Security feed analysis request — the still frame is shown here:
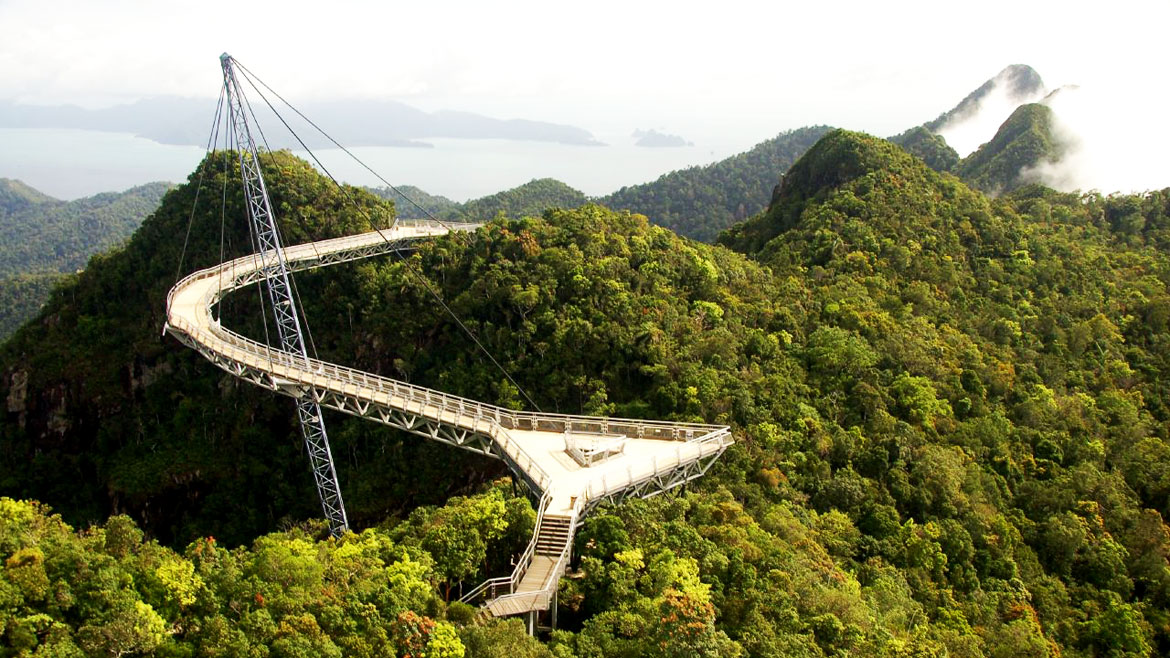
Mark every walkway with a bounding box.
[164,220,732,617]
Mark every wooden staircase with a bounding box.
[481,511,575,618]
[535,514,572,556]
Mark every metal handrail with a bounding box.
[166,221,735,617]
[459,489,552,604]
[169,312,556,492]
[168,226,730,440]
[483,496,583,611]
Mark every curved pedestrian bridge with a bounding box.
[164,220,732,620]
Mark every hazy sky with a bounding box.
[1,0,1167,194]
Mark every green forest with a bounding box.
[370,127,835,242]
[0,180,171,339]
[3,115,1170,657]
[598,126,833,242]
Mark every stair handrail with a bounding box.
[459,489,552,604]
[536,496,582,606]
[484,495,583,611]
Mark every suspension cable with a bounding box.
[236,71,324,362]
[217,132,231,323]
[231,58,542,411]
[234,60,462,231]
[174,86,226,285]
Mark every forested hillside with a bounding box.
[889,126,960,173]
[0,152,508,548]
[598,126,833,242]
[956,103,1064,194]
[0,180,170,339]
[718,130,1170,656]
[368,184,460,220]
[371,179,587,222]
[4,134,1170,656]
[454,177,587,221]
[0,178,55,213]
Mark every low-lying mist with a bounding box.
[936,68,1047,157]
[937,69,1167,195]
[1021,84,1169,194]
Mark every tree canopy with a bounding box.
[4,136,1170,655]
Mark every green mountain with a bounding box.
[598,125,834,242]
[0,180,171,276]
[368,184,460,220]
[715,129,1170,656]
[372,179,587,223]
[923,64,1046,133]
[0,180,171,340]
[0,152,453,546]
[455,177,588,220]
[889,125,960,173]
[720,128,917,254]
[956,103,1066,195]
[6,137,1170,655]
[0,178,55,214]
[887,64,1047,179]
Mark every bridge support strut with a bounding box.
[220,53,349,536]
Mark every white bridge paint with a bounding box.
[164,220,732,618]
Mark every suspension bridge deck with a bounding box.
[164,220,732,618]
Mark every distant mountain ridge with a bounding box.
[597,126,835,242]
[376,127,833,242]
[885,65,1075,196]
[924,64,1046,133]
[368,185,460,220]
[0,179,171,340]
[0,96,604,148]
[956,103,1065,194]
[455,178,588,221]
[0,178,55,214]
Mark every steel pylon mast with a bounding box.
[219,53,349,536]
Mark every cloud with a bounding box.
[935,68,1048,158]
[1021,85,1170,194]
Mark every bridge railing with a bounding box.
[167,225,736,618]
[583,430,729,501]
[167,226,733,498]
[168,308,558,494]
[166,223,478,316]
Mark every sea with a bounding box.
[0,128,753,202]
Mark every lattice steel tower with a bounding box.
[219,53,348,536]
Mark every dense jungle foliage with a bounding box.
[598,126,833,242]
[956,104,1064,195]
[889,127,960,174]
[3,128,1170,656]
[0,179,170,339]
[368,185,460,221]
[452,178,587,222]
